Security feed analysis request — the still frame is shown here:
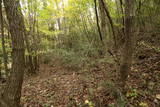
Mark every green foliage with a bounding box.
[53,48,88,68]
[85,100,95,107]
[126,88,138,99]
[139,41,160,52]
[139,102,148,107]
[42,50,54,64]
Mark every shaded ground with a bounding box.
[22,64,83,107]
[21,47,160,107]
[21,58,116,107]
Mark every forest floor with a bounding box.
[21,59,114,107]
[21,47,160,107]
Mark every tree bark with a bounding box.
[0,0,25,106]
[55,0,61,30]
[0,0,8,75]
[94,0,103,42]
[26,0,37,74]
[24,31,35,74]
[98,0,111,51]
[0,58,2,79]
[119,0,134,85]
[100,0,117,47]
[98,0,108,39]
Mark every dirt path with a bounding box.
[21,64,89,107]
[21,53,160,107]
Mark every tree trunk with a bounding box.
[0,0,8,75]
[100,0,117,48]
[0,58,2,79]
[0,0,25,107]
[119,0,134,85]
[55,0,61,30]
[98,0,108,41]
[25,41,35,74]
[26,0,37,74]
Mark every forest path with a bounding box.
[21,63,92,107]
[21,51,160,107]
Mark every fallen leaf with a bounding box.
[139,102,148,107]
[156,94,160,100]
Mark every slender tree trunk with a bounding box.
[98,0,107,39]
[32,1,39,71]
[0,58,2,79]
[119,0,125,34]
[34,16,40,71]
[0,0,25,107]
[100,0,117,48]
[26,0,36,74]
[80,14,91,42]
[119,0,134,85]
[94,0,103,42]
[98,0,112,53]
[24,31,35,74]
[7,30,12,49]
[94,0,107,56]
[0,0,8,75]
[0,1,2,79]
[55,0,61,30]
